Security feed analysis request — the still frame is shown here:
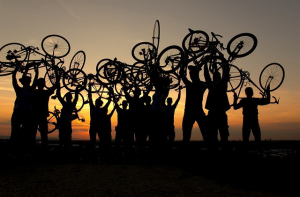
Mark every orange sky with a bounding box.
[0,0,299,141]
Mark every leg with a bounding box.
[218,112,229,151]
[195,113,208,142]
[182,113,195,142]
[252,119,263,152]
[242,117,251,152]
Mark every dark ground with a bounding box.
[0,140,299,197]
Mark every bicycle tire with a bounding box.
[0,63,15,76]
[132,42,157,62]
[85,74,102,93]
[63,91,85,112]
[0,43,28,63]
[198,55,228,87]
[227,64,242,92]
[227,33,257,59]
[152,20,160,52]
[62,68,87,92]
[41,35,70,58]
[42,111,58,134]
[163,72,180,89]
[69,50,86,70]
[96,58,111,73]
[157,45,184,74]
[182,30,209,54]
[96,61,122,85]
[259,63,284,91]
[44,67,57,89]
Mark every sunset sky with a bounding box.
[0,0,299,141]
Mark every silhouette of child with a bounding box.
[164,86,182,142]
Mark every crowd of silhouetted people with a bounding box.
[7,60,271,162]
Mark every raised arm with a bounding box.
[12,67,20,92]
[108,105,116,118]
[233,92,242,110]
[88,83,95,108]
[31,63,39,89]
[173,86,182,109]
[56,82,65,104]
[179,64,190,86]
[203,62,211,83]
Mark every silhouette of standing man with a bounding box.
[233,86,270,152]
[32,67,60,150]
[179,65,207,143]
[11,63,38,153]
[204,63,231,151]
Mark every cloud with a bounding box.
[55,0,83,21]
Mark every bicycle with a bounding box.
[228,63,285,103]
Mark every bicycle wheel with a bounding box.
[41,35,70,58]
[69,50,86,70]
[182,30,209,54]
[162,72,180,89]
[43,111,58,134]
[63,91,85,112]
[157,45,184,74]
[96,61,122,85]
[85,74,102,93]
[152,20,160,52]
[0,43,28,63]
[132,42,157,62]
[198,56,228,87]
[63,68,87,92]
[227,33,257,60]
[0,62,15,76]
[44,67,57,89]
[96,58,111,72]
[227,64,242,92]
[259,63,284,91]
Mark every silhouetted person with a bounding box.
[179,65,207,144]
[150,70,171,155]
[56,84,79,152]
[123,85,148,152]
[204,63,231,151]
[113,99,130,155]
[32,67,60,150]
[165,86,182,143]
[233,86,270,152]
[87,83,112,148]
[98,104,115,160]
[11,64,38,154]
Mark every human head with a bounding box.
[37,78,45,89]
[134,86,141,98]
[167,97,173,105]
[65,92,73,102]
[144,95,151,105]
[19,76,31,87]
[122,100,128,109]
[95,97,103,107]
[245,87,253,98]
